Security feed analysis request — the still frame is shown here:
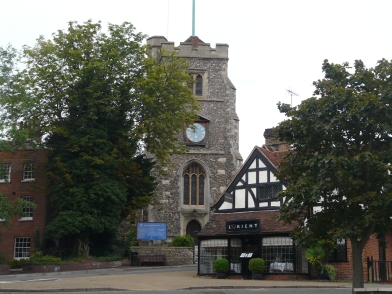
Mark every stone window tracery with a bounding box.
[183,163,205,206]
[189,73,205,97]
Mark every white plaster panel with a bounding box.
[258,159,266,168]
[249,159,257,169]
[248,189,255,208]
[259,170,268,183]
[259,202,268,207]
[235,189,245,208]
[271,201,281,206]
[270,172,278,182]
[220,201,233,210]
[248,171,256,184]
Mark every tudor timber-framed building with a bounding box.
[196,129,392,281]
[145,36,243,241]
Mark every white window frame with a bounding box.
[14,237,31,260]
[22,163,35,182]
[19,196,33,221]
[0,164,11,183]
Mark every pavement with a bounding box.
[0,265,390,292]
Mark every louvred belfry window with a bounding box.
[183,163,205,206]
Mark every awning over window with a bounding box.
[200,238,242,247]
[263,237,292,246]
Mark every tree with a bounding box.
[0,45,37,227]
[276,59,392,291]
[0,21,199,253]
[0,196,36,226]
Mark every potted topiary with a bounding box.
[322,264,337,281]
[248,258,265,280]
[213,258,229,279]
[305,246,328,280]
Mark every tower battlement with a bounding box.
[147,36,228,59]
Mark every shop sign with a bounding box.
[226,219,260,234]
[240,252,253,258]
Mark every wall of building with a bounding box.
[0,149,47,260]
[130,246,194,266]
[146,36,242,239]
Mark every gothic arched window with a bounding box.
[183,163,205,206]
[188,74,204,96]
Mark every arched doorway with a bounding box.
[186,220,201,239]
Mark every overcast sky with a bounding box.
[1,0,392,158]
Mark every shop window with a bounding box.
[328,239,347,262]
[0,164,11,183]
[183,163,205,206]
[199,239,229,274]
[262,237,294,272]
[230,239,242,274]
[14,237,31,260]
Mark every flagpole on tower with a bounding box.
[192,0,195,36]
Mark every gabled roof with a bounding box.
[257,145,287,167]
[212,145,288,208]
[184,36,205,48]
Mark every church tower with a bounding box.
[146,35,242,241]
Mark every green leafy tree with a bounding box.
[276,59,392,291]
[0,21,199,253]
[0,196,36,226]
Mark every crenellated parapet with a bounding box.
[147,36,228,59]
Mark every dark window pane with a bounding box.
[184,175,189,205]
[258,185,281,201]
[191,175,197,205]
[195,75,202,96]
[199,175,205,205]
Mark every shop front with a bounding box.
[197,214,309,279]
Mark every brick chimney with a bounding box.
[263,128,289,151]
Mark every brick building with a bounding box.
[0,149,47,260]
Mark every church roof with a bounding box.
[197,210,297,237]
[184,36,205,48]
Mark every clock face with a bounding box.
[186,123,206,143]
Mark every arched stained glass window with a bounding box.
[183,163,205,206]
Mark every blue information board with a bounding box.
[137,222,167,241]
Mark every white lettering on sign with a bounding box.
[240,253,253,258]
[228,223,259,230]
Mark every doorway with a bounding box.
[242,237,260,279]
[186,220,201,239]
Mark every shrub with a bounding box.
[171,235,194,247]
[213,258,229,273]
[8,259,28,269]
[44,247,72,260]
[322,264,337,281]
[305,246,325,267]
[248,258,265,273]
[0,251,7,265]
[29,251,62,265]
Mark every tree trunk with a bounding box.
[351,239,364,292]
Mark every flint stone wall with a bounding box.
[131,246,194,266]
